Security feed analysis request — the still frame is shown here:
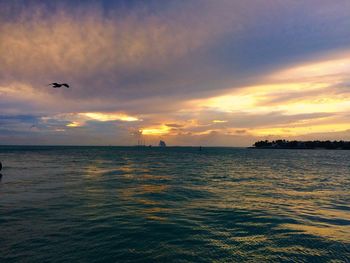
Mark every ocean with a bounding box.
[0,146,349,262]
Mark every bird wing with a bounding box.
[48,83,60,86]
[62,83,70,88]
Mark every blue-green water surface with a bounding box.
[0,146,349,262]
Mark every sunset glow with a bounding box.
[82,113,139,122]
[141,126,170,136]
[66,122,82,128]
[1,0,350,146]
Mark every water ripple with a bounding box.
[0,146,349,262]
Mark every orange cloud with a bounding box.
[81,112,139,122]
[140,126,170,135]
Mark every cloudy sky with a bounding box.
[1,0,350,146]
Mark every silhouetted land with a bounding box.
[252,140,350,150]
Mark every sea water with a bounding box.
[0,146,349,262]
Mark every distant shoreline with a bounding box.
[251,140,350,150]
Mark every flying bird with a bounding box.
[48,83,70,88]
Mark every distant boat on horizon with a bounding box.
[159,140,166,147]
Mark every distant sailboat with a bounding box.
[136,134,146,147]
[159,140,166,147]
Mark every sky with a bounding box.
[1,0,350,146]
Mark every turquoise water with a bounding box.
[0,146,349,262]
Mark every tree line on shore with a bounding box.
[253,140,350,149]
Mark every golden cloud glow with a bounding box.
[213,120,228,123]
[190,82,332,114]
[66,121,82,127]
[252,123,350,137]
[182,51,350,138]
[192,93,256,112]
[82,112,139,122]
[141,125,170,135]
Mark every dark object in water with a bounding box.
[0,161,2,171]
[159,140,166,147]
